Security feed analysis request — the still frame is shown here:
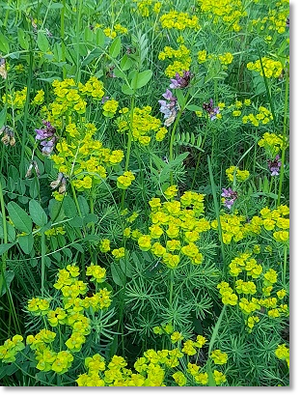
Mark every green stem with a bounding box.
[207,155,225,264]
[75,0,83,83]
[207,305,226,386]
[20,51,33,177]
[169,270,174,306]
[0,177,8,292]
[61,0,67,78]
[41,232,46,296]
[282,244,288,284]
[121,96,135,209]
[277,70,289,207]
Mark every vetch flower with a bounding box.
[221,188,238,209]
[267,155,282,176]
[169,70,192,89]
[202,99,220,120]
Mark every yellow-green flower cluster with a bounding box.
[44,226,66,237]
[210,349,228,365]
[158,44,192,78]
[9,263,115,374]
[218,52,234,65]
[26,330,74,374]
[76,330,226,387]
[32,89,45,106]
[27,297,50,315]
[212,204,289,245]
[247,57,283,79]
[86,263,106,283]
[133,0,162,18]
[99,238,111,253]
[136,189,210,269]
[218,251,289,331]
[117,171,135,189]
[116,106,165,145]
[251,0,289,37]
[102,99,119,118]
[242,106,273,126]
[51,122,124,191]
[226,166,250,183]
[197,0,246,32]
[2,87,27,109]
[42,77,104,125]
[258,132,284,158]
[103,23,128,38]
[112,247,126,259]
[275,344,289,368]
[160,11,200,30]
[260,206,289,243]
[0,335,25,363]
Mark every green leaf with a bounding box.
[7,202,32,234]
[48,199,65,222]
[17,28,29,50]
[0,270,15,297]
[186,104,203,112]
[0,33,9,53]
[62,196,77,218]
[176,89,185,108]
[77,196,89,216]
[121,84,134,96]
[130,69,152,90]
[0,107,7,129]
[111,263,126,286]
[29,200,48,227]
[18,234,34,254]
[96,29,105,47]
[37,32,50,52]
[0,215,16,242]
[120,54,133,71]
[109,37,121,58]
[0,243,16,255]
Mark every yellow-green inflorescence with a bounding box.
[76,328,227,387]
[217,251,289,332]
[0,264,112,374]
[136,186,211,269]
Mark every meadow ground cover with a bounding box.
[0,0,289,387]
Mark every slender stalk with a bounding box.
[20,52,33,177]
[75,0,83,83]
[41,232,46,296]
[282,244,288,284]
[61,0,67,78]
[121,96,135,209]
[277,69,289,207]
[0,178,8,296]
[207,155,225,264]
[169,270,174,306]
[207,305,226,386]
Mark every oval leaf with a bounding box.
[130,69,152,90]
[18,234,34,254]
[109,37,121,58]
[7,202,32,233]
[37,32,50,52]
[29,199,48,227]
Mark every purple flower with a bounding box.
[203,99,220,120]
[35,121,57,156]
[170,71,192,89]
[159,89,178,126]
[267,155,282,176]
[221,188,238,209]
[162,89,177,101]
